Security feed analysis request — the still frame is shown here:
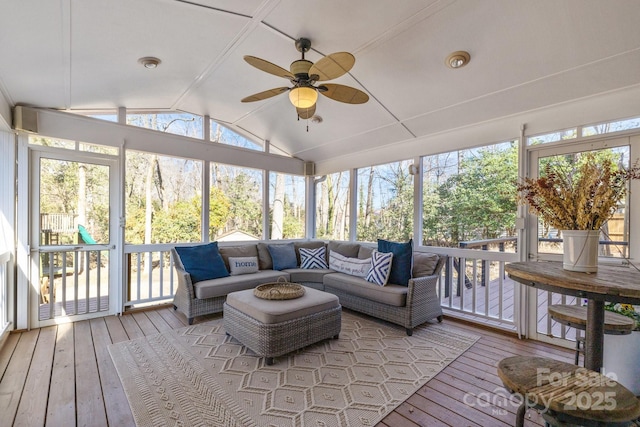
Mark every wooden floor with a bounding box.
[0,306,576,427]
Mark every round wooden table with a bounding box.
[506,261,640,372]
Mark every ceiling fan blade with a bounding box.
[309,52,355,81]
[296,104,316,120]
[241,87,289,103]
[244,56,294,80]
[319,83,369,104]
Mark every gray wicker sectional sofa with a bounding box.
[171,240,446,335]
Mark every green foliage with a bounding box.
[214,170,263,239]
[152,199,201,243]
[209,186,231,236]
[423,143,518,247]
[605,303,640,331]
[125,205,146,244]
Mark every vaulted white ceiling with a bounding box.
[1,0,639,168]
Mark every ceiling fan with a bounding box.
[241,38,369,120]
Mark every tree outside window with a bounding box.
[356,160,413,243]
[316,172,350,240]
[422,141,518,249]
[269,172,305,239]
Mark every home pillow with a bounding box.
[329,251,370,278]
[219,245,259,271]
[366,250,394,286]
[267,242,298,270]
[228,256,259,275]
[378,238,413,286]
[174,242,229,283]
[300,246,329,269]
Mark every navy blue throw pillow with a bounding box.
[267,242,298,270]
[175,242,229,283]
[378,239,413,286]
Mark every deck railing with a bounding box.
[436,240,518,328]
[38,245,111,320]
[40,213,77,233]
[124,244,177,308]
[0,250,10,337]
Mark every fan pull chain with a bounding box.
[296,113,310,132]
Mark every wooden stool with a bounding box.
[549,304,635,366]
[497,356,640,427]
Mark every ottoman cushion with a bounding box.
[225,287,339,324]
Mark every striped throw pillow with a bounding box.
[366,250,393,286]
[300,246,328,269]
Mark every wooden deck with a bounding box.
[0,305,577,427]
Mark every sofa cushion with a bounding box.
[324,272,407,307]
[257,243,273,270]
[329,251,370,278]
[228,256,259,275]
[193,270,290,299]
[267,242,298,270]
[358,245,374,259]
[175,242,229,283]
[283,268,334,284]
[294,241,326,265]
[327,241,360,259]
[413,252,440,277]
[300,246,328,269]
[219,245,259,271]
[366,250,393,286]
[378,239,413,286]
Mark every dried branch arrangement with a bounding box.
[516,153,640,230]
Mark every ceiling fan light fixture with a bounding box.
[445,51,470,69]
[289,86,318,108]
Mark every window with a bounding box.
[79,142,118,156]
[127,112,203,139]
[315,171,350,240]
[87,113,118,123]
[125,151,203,244]
[269,172,305,239]
[422,141,518,250]
[527,129,577,145]
[582,116,640,137]
[29,136,118,155]
[29,136,77,150]
[211,120,263,151]
[66,110,118,123]
[357,160,413,242]
[210,164,263,241]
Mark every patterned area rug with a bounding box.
[109,310,479,427]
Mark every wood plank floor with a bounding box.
[0,306,576,427]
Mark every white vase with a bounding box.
[562,230,599,272]
[603,331,640,395]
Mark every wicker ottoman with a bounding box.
[223,287,341,365]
